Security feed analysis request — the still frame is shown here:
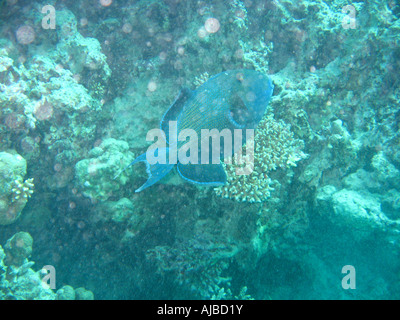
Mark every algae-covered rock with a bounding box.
[0,232,94,300]
[75,287,94,300]
[96,197,137,223]
[343,169,382,193]
[0,152,33,225]
[0,246,6,300]
[0,233,56,300]
[0,152,27,194]
[55,9,111,96]
[371,152,400,188]
[4,232,33,267]
[316,187,400,240]
[381,189,400,221]
[56,285,76,300]
[7,267,56,300]
[75,138,134,201]
[331,189,385,237]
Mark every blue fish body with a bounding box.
[126,69,274,192]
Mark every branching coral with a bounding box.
[11,177,34,202]
[146,237,237,299]
[239,39,273,74]
[0,152,32,225]
[230,0,249,30]
[193,72,210,87]
[215,115,307,202]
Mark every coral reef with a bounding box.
[0,232,94,300]
[215,115,307,202]
[0,33,104,140]
[55,9,111,98]
[3,232,33,267]
[0,152,32,225]
[74,138,134,201]
[0,236,55,300]
[0,0,399,300]
[56,285,75,300]
[316,186,399,239]
[0,8,111,207]
[146,236,237,299]
[96,197,137,224]
[316,147,400,241]
[74,287,95,300]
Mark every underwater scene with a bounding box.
[0,0,399,300]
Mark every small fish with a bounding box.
[117,69,274,192]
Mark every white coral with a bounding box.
[11,177,34,202]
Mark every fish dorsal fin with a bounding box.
[160,87,192,144]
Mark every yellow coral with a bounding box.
[193,72,210,87]
[214,115,306,202]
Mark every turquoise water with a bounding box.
[0,0,399,300]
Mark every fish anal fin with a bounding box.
[177,162,226,186]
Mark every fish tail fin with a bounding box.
[113,153,149,180]
[115,148,174,192]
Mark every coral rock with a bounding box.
[0,152,32,225]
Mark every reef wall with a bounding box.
[0,0,399,299]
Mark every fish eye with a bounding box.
[235,72,244,82]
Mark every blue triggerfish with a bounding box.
[117,69,274,192]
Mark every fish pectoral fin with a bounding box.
[177,162,226,186]
[129,152,175,193]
